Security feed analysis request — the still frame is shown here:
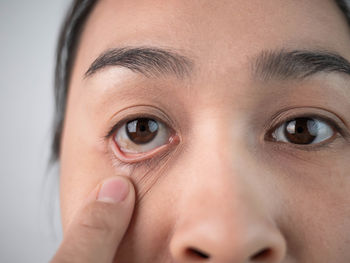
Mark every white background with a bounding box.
[0,0,70,262]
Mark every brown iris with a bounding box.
[126,118,159,144]
[284,118,317,144]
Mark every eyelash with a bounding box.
[105,113,176,168]
[265,113,346,150]
[105,113,170,139]
[105,110,349,168]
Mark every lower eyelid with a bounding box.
[266,132,343,152]
[111,133,180,164]
[115,118,169,151]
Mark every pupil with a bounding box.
[126,118,159,145]
[284,118,317,144]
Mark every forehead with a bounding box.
[75,0,350,81]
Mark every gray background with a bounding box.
[0,0,71,262]
[1,0,350,263]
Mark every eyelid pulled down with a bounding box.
[111,133,180,165]
[104,106,181,165]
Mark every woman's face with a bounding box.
[60,0,350,261]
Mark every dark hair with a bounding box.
[52,0,97,162]
[52,0,350,162]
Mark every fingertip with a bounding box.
[97,176,130,203]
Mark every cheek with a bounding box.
[59,116,173,233]
[273,148,350,259]
[115,184,176,262]
[113,151,183,261]
[59,122,132,231]
[280,183,350,260]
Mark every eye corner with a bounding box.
[110,126,180,165]
[263,113,346,150]
[263,124,279,143]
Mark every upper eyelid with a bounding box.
[265,109,347,135]
[264,116,348,153]
[263,109,350,149]
[105,108,349,155]
[272,115,340,133]
[103,104,180,139]
[104,113,173,139]
[108,115,180,165]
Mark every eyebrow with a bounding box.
[85,46,193,79]
[85,46,350,82]
[252,49,350,81]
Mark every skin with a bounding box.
[57,0,350,262]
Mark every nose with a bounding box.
[170,212,286,262]
[169,118,287,262]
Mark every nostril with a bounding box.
[251,248,273,261]
[185,247,210,260]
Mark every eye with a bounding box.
[271,117,335,145]
[114,117,173,154]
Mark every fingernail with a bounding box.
[97,177,130,203]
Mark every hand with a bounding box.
[51,176,135,263]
